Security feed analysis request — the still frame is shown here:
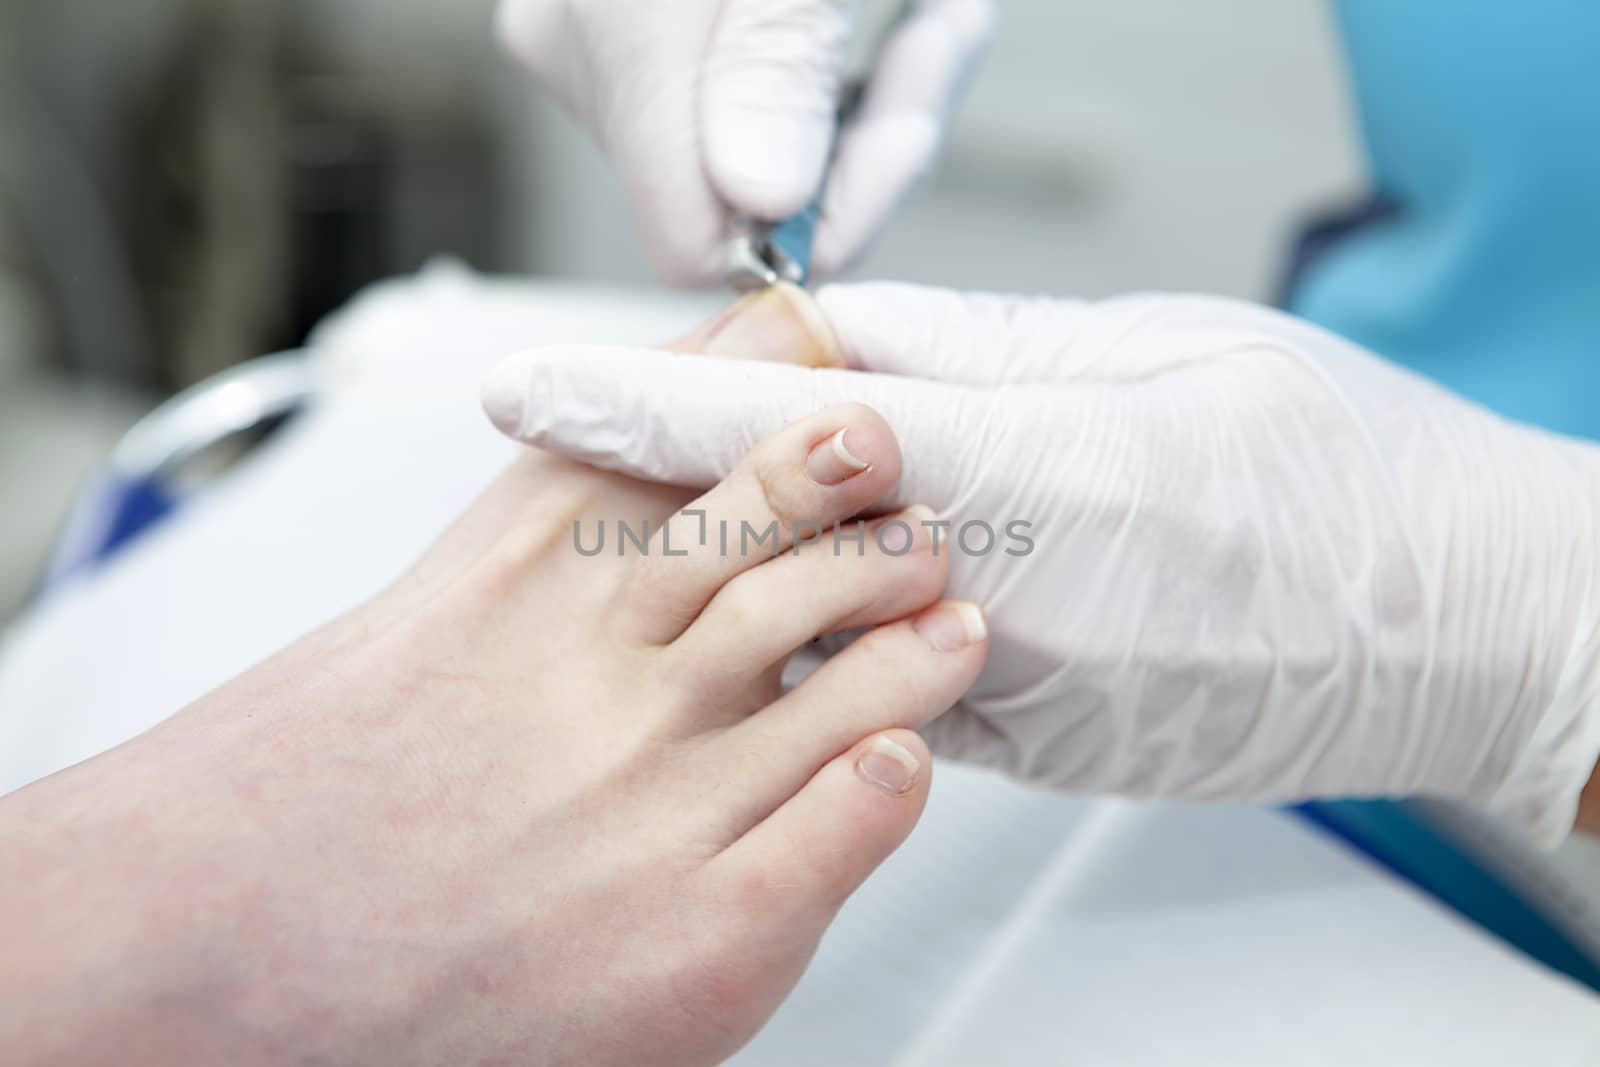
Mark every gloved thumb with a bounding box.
[702,0,857,221]
[480,343,983,510]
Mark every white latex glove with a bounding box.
[496,0,993,283]
[479,284,1600,844]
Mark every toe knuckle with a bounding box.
[753,453,817,530]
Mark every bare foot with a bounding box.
[0,402,987,1067]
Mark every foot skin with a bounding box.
[0,405,987,1067]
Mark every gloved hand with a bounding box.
[496,0,994,284]
[479,284,1600,844]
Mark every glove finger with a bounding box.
[812,0,997,275]
[817,283,1268,388]
[481,345,984,510]
[703,0,856,221]
[817,282,1098,385]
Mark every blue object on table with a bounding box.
[36,351,315,598]
[37,473,180,594]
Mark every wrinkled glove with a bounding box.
[496,0,993,284]
[480,284,1600,843]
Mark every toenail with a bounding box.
[856,736,920,795]
[805,428,872,486]
[913,601,988,653]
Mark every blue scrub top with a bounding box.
[1284,3,1600,988]
[1287,1,1600,440]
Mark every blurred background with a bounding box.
[0,0,1363,620]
